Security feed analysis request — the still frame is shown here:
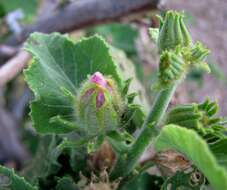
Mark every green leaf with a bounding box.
[24,33,123,134]
[0,165,37,190]
[56,176,78,190]
[155,125,227,190]
[89,23,138,54]
[21,136,62,184]
[210,138,227,169]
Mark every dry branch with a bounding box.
[4,0,160,46]
[0,51,31,86]
[0,0,160,85]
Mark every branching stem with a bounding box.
[110,84,177,180]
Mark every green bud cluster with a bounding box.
[165,99,226,143]
[157,11,192,53]
[149,11,210,88]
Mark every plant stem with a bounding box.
[143,84,177,128]
[110,84,177,180]
[110,123,155,180]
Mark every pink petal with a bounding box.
[96,91,105,108]
[90,72,107,88]
[82,88,95,100]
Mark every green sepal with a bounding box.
[183,42,210,72]
[122,78,133,97]
[77,90,118,136]
[157,11,192,52]
[190,42,210,63]
[127,92,138,104]
[157,49,186,88]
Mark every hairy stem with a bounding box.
[110,123,155,180]
[110,84,177,180]
[143,84,177,128]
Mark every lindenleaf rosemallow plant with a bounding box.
[1,11,227,190]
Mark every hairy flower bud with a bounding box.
[158,50,185,87]
[149,11,210,89]
[157,11,192,52]
[165,99,226,143]
[165,99,220,129]
[77,72,122,135]
[190,42,209,63]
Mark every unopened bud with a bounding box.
[165,99,220,130]
[158,50,185,87]
[77,72,122,135]
[157,11,192,52]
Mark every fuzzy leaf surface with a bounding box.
[210,138,227,169]
[24,33,122,134]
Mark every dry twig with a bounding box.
[0,0,160,85]
[4,0,160,46]
[0,51,31,86]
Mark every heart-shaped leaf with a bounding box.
[24,33,123,134]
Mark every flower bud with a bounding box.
[188,42,210,72]
[149,11,210,89]
[190,42,209,63]
[158,50,185,87]
[77,72,122,135]
[165,99,220,131]
[157,11,192,52]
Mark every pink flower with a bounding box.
[90,72,107,88]
[82,72,112,108]
[89,72,112,92]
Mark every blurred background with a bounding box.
[0,0,226,172]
